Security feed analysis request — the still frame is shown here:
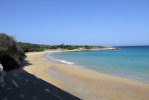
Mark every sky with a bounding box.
[0,0,149,46]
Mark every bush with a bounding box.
[0,33,26,71]
[17,42,44,52]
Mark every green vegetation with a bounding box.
[17,42,59,52]
[0,33,26,71]
[18,42,108,52]
[17,42,44,52]
[56,44,78,50]
[84,45,92,49]
[17,42,78,52]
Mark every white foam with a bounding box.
[58,59,74,65]
[49,57,74,65]
[48,53,53,55]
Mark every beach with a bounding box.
[23,50,149,100]
[1,0,149,100]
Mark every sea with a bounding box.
[46,46,149,83]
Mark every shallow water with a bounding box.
[47,46,149,83]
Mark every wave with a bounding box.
[45,53,74,65]
[51,58,74,65]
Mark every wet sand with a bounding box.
[23,50,149,100]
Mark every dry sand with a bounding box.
[23,50,149,100]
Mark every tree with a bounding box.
[60,43,64,49]
[84,45,91,49]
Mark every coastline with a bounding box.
[46,49,149,84]
[23,50,149,100]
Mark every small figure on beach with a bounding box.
[0,62,6,87]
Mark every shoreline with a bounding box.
[46,50,149,84]
[23,50,149,100]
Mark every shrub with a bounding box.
[0,33,26,71]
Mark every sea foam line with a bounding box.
[45,53,74,65]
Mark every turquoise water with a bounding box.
[48,46,149,83]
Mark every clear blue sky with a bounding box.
[0,0,149,46]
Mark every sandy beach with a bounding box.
[1,0,149,100]
[23,50,149,100]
